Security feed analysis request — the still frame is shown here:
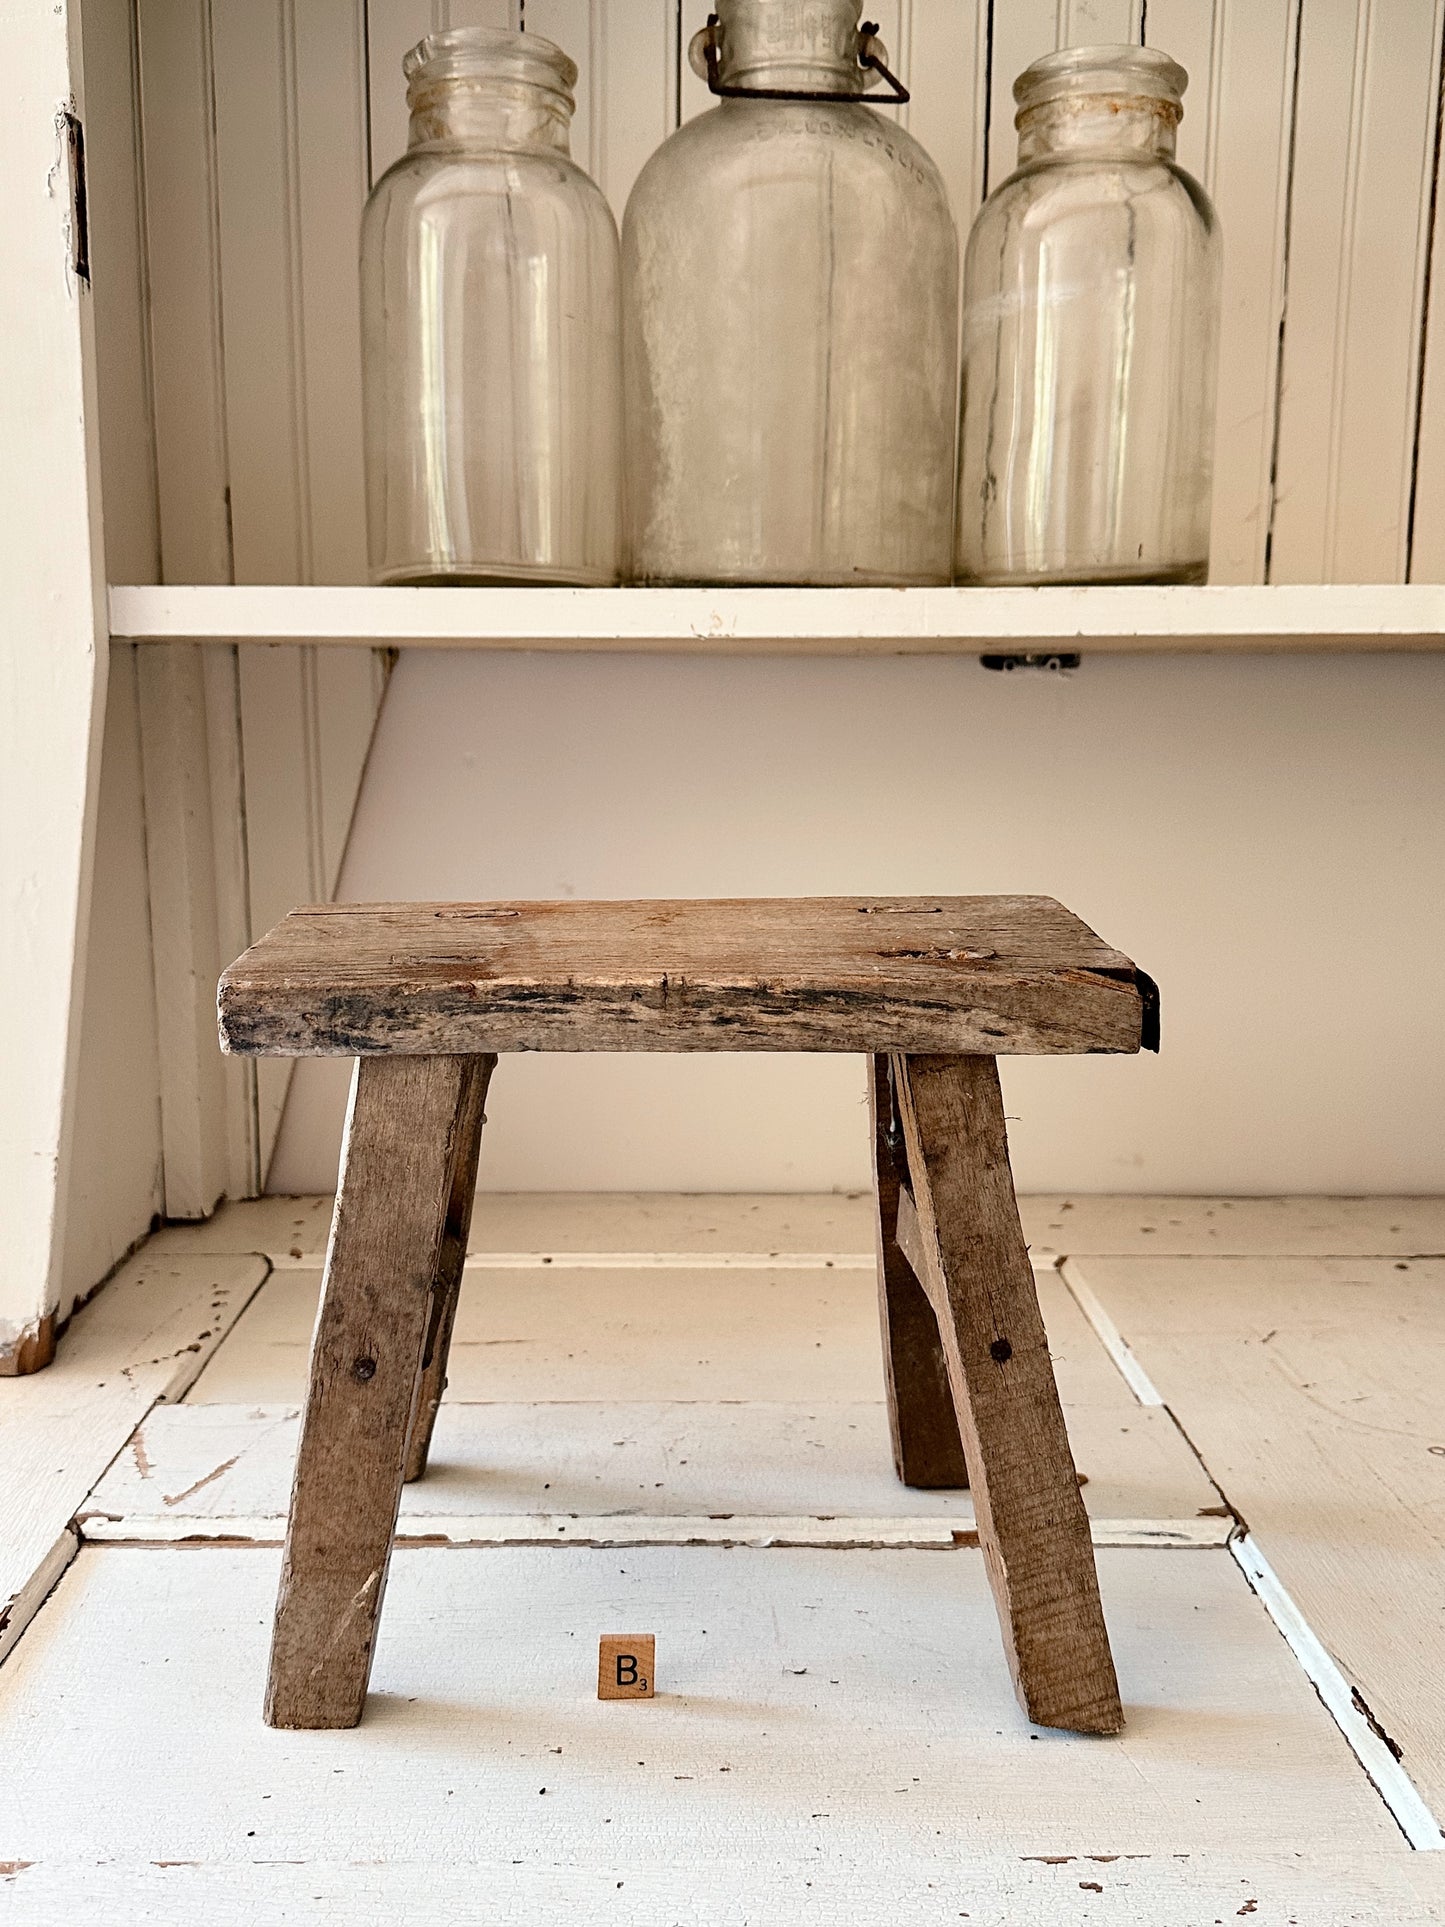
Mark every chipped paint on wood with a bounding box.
[0,1253,267,1670]
[0,1311,58,1377]
[219,897,1153,1059]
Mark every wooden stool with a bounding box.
[219,895,1157,1736]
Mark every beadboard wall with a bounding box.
[101,0,1445,1198]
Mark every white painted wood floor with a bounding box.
[4,1193,1445,1925]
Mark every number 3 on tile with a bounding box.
[598,1634,656,1699]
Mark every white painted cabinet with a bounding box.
[4,0,1445,1369]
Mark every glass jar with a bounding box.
[361,27,621,585]
[621,0,959,586]
[956,46,1221,586]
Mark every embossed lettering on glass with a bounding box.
[622,0,959,586]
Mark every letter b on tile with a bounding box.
[598,1634,656,1699]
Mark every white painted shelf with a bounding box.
[108,581,1445,654]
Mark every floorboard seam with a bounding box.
[0,1260,277,1678]
[0,1529,79,1668]
[1057,1253,1445,1854]
[72,1514,1230,1550]
[1231,1532,1445,1851]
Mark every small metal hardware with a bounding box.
[884,1055,906,1162]
[696,14,911,104]
[60,109,89,284]
[979,652,1082,673]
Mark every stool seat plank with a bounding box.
[219,896,1156,1059]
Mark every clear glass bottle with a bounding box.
[622,0,959,586]
[956,46,1221,586]
[361,27,621,585]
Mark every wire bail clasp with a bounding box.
[692,13,911,104]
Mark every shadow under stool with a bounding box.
[217,894,1158,1737]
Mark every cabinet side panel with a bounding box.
[57,0,167,1294]
[0,0,110,1361]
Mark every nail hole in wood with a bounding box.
[352,1356,377,1382]
[989,1338,1013,1363]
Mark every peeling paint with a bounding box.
[0,1310,57,1376]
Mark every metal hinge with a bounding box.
[61,109,90,285]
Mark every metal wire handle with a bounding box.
[694,13,911,104]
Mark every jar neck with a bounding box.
[1017,93,1178,164]
[713,0,866,96]
[407,76,573,155]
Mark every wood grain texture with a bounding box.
[219,896,1154,1058]
[869,1055,968,1489]
[1067,1251,1445,1815]
[403,1055,495,1482]
[266,1054,490,1728]
[894,1054,1122,1734]
[893,1181,926,1284]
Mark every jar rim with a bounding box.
[404,25,578,102]
[1013,43,1187,119]
[708,0,869,93]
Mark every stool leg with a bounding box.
[869,1054,968,1488]
[404,1054,496,1483]
[265,1053,492,1730]
[892,1052,1122,1735]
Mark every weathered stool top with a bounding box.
[219,895,1157,1058]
